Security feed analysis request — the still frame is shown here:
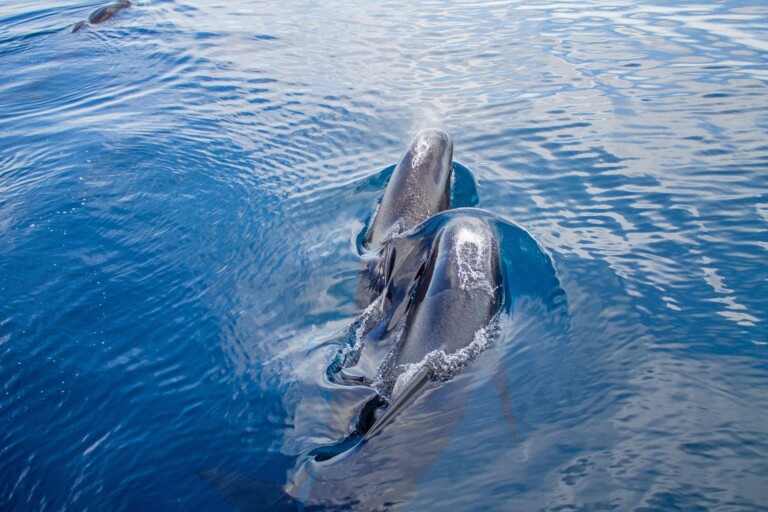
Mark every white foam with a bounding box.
[391,361,424,398]
[387,322,497,400]
[341,294,384,364]
[371,320,408,398]
[367,202,381,236]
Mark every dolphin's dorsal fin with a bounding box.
[363,366,430,441]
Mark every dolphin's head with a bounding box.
[365,130,454,248]
[119,0,132,7]
[402,129,453,190]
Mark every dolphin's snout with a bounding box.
[413,128,451,144]
[406,129,453,186]
[410,129,453,158]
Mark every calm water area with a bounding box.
[1,1,767,510]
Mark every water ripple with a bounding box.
[1,0,767,510]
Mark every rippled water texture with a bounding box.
[1,1,767,510]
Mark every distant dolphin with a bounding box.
[72,0,132,33]
[364,129,453,249]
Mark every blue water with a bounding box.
[2,0,767,510]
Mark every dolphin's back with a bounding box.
[88,1,130,24]
[395,216,501,367]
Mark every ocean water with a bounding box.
[1,0,767,510]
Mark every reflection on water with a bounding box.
[0,0,766,510]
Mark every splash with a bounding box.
[340,294,385,367]
[381,321,498,401]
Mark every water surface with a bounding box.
[1,0,767,510]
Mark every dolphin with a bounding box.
[364,129,453,250]
[201,212,521,511]
[358,129,453,308]
[201,128,567,509]
[365,215,503,440]
[72,0,132,33]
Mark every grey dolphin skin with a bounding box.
[364,129,453,249]
[365,215,502,440]
[390,216,501,369]
[72,0,132,32]
[358,129,454,306]
[203,213,508,512]
[203,134,528,511]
